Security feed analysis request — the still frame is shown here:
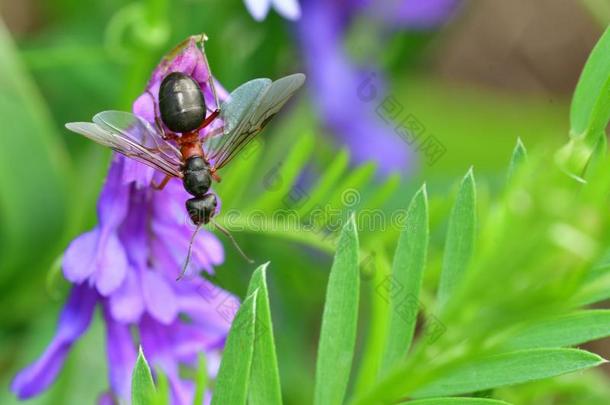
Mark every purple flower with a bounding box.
[244,0,301,21]
[295,0,460,175]
[11,37,237,404]
[384,0,461,29]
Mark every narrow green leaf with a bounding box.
[212,291,258,405]
[570,26,610,140]
[297,148,349,216]
[507,310,610,350]
[246,262,283,405]
[131,347,156,405]
[45,252,66,300]
[253,132,314,211]
[584,134,607,180]
[314,215,360,405]
[401,398,511,405]
[327,162,376,210]
[152,369,170,405]
[559,27,610,176]
[381,184,429,374]
[216,139,264,206]
[362,173,401,212]
[576,269,610,306]
[193,354,208,405]
[412,349,605,398]
[507,138,527,181]
[352,246,392,395]
[437,168,477,307]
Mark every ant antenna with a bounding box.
[178,223,202,281]
[177,219,253,281]
[211,219,254,264]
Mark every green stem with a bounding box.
[214,216,376,261]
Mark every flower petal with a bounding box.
[389,0,460,29]
[120,154,155,189]
[167,370,194,405]
[103,306,136,401]
[11,284,97,399]
[95,232,128,296]
[151,219,224,276]
[141,318,195,405]
[172,323,222,362]
[97,392,116,405]
[109,267,144,323]
[151,178,191,226]
[273,0,301,20]
[298,0,413,175]
[133,91,156,125]
[97,157,130,227]
[149,37,209,91]
[62,228,99,283]
[244,0,272,21]
[142,270,178,325]
[176,282,235,337]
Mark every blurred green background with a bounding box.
[1,0,609,403]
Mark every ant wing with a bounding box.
[204,73,305,171]
[66,111,184,178]
[93,111,183,164]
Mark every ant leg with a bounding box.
[163,132,181,143]
[196,110,220,132]
[146,89,166,135]
[210,170,222,183]
[198,35,220,111]
[152,174,172,190]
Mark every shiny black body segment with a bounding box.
[186,194,217,225]
[159,72,206,133]
[183,156,211,197]
[182,156,216,225]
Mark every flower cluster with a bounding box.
[244,0,301,21]
[11,37,238,404]
[245,0,461,175]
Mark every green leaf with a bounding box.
[576,267,610,305]
[362,173,401,212]
[327,163,376,210]
[152,369,170,405]
[570,26,610,141]
[559,26,610,175]
[246,262,283,405]
[412,349,605,398]
[381,184,429,373]
[401,398,511,405]
[297,148,349,216]
[584,134,607,180]
[212,291,258,405]
[215,139,264,206]
[507,310,610,350]
[437,168,477,307]
[131,347,156,405]
[193,354,208,405]
[252,132,314,211]
[352,247,392,396]
[314,215,360,405]
[507,138,527,181]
